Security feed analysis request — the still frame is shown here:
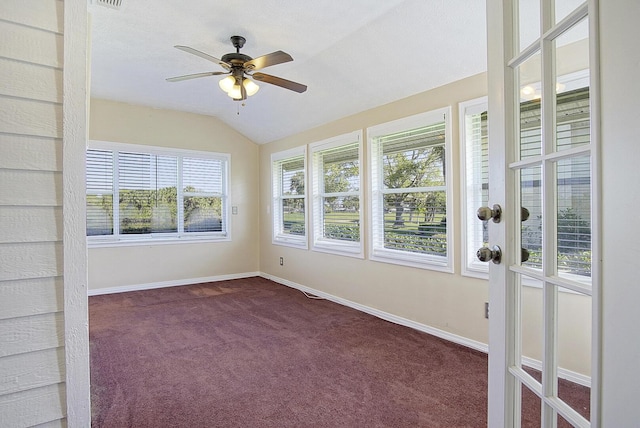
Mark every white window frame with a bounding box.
[271,146,308,249]
[459,97,490,278]
[310,131,363,258]
[367,107,454,272]
[87,140,231,248]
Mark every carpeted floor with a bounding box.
[89,277,589,427]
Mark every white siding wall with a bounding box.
[0,1,74,426]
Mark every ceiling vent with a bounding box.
[94,0,123,9]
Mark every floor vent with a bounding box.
[94,0,123,9]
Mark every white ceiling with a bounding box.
[89,0,487,144]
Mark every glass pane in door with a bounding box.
[556,156,591,279]
[521,381,542,427]
[519,52,542,159]
[518,275,543,373]
[555,17,590,152]
[519,0,541,51]
[555,0,586,25]
[520,166,542,269]
[558,412,576,428]
[557,286,591,422]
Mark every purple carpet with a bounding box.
[89,277,589,427]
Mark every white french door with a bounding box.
[486,0,600,427]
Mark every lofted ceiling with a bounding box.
[89,0,487,144]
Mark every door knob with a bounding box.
[477,204,502,223]
[521,207,530,222]
[477,245,502,264]
[521,248,530,262]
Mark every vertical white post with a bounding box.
[487,0,517,426]
[63,0,91,425]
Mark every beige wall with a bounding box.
[260,73,492,345]
[88,99,260,290]
[259,72,592,377]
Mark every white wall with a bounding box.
[88,99,260,292]
[599,1,640,425]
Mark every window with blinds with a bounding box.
[368,108,453,271]
[460,98,490,277]
[310,131,362,257]
[461,85,591,278]
[86,149,114,236]
[86,142,229,245]
[272,146,307,248]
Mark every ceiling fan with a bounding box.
[166,35,307,101]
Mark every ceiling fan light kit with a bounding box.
[167,35,307,102]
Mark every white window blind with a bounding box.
[118,152,178,235]
[86,142,230,245]
[368,108,453,271]
[183,157,225,233]
[310,131,362,256]
[86,149,114,236]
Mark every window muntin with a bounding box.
[369,108,453,271]
[310,132,362,256]
[272,147,307,248]
[86,142,229,246]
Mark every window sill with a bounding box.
[88,234,230,248]
[462,262,489,280]
[370,248,453,273]
[312,239,364,259]
[272,235,308,250]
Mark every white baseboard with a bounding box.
[87,271,261,296]
[260,272,591,388]
[260,272,488,352]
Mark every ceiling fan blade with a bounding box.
[166,71,228,82]
[252,72,307,93]
[244,51,293,71]
[174,45,231,69]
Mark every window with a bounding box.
[272,146,307,248]
[460,97,489,277]
[310,131,363,257]
[368,108,453,271]
[86,141,230,246]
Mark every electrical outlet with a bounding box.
[484,302,489,319]
[279,257,284,266]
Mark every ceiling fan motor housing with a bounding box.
[221,52,253,66]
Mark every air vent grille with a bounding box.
[95,0,123,9]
